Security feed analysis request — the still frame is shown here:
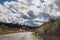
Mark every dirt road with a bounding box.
[0,32,38,40]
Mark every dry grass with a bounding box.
[33,18,60,40]
[0,26,28,35]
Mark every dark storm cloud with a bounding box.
[54,0,60,7]
[54,0,60,11]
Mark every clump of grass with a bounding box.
[32,32,44,40]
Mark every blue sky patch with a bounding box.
[0,0,17,4]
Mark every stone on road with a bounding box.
[0,32,38,40]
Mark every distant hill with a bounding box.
[34,18,60,40]
[0,22,37,35]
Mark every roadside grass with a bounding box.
[32,32,44,40]
[0,26,27,35]
[32,18,60,40]
[0,29,27,35]
[0,22,38,35]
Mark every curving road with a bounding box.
[0,32,38,40]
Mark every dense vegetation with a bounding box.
[33,18,60,40]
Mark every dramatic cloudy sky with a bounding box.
[0,0,60,26]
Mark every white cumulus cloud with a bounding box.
[0,0,60,27]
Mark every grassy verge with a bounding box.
[0,26,28,35]
[0,30,27,35]
[32,18,60,40]
[32,32,44,40]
